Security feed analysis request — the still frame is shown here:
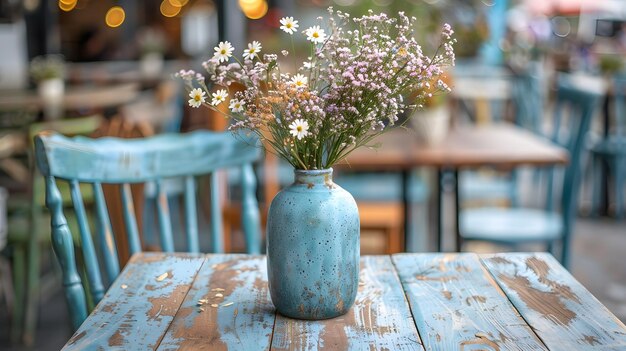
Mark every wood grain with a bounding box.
[481,253,626,350]
[157,255,275,351]
[270,256,423,351]
[392,253,547,350]
[63,253,204,350]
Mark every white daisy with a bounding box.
[188,88,206,108]
[302,61,315,69]
[290,73,308,88]
[211,89,228,106]
[243,41,261,60]
[304,26,326,44]
[213,41,234,63]
[229,98,245,113]
[280,17,299,35]
[289,119,309,140]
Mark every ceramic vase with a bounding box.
[410,104,450,145]
[266,168,359,319]
[37,78,64,120]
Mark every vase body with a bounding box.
[266,168,359,319]
[37,78,64,120]
[410,104,450,145]
[140,52,164,78]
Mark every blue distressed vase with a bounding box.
[266,168,360,319]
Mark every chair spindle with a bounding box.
[184,176,199,253]
[241,164,261,254]
[210,172,224,253]
[92,182,120,282]
[120,183,142,254]
[155,179,174,252]
[69,180,105,303]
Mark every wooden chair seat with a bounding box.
[461,207,562,243]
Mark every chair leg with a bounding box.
[0,256,14,320]
[10,245,26,343]
[23,235,41,346]
[614,156,625,219]
[560,236,571,269]
[591,154,603,217]
[546,240,555,255]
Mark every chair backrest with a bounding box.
[28,115,104,207]
[34,130,262,329]
[545,74,602,264]
[513,62,544,135]
[614,75,626,137]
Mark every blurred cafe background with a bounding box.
[0,0,625,349]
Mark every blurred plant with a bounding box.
[598,54,624,74]
[138,28,167,56]
[178,8,455,170]
[453,19,489,58]
[29,55,65,82]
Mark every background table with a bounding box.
[63,252,626,350]
[344,123,569,251]
[0,83,139,110]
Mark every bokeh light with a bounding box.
[105,6,125,27]
[239,0,268,19]
[161,0,182,17]
[58,0,77,12]
[169,0,189,7]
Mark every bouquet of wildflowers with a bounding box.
[178,8,455,170]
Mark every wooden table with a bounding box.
[344,124,569,251]
[62,252,626,350]
[0,83,139,110]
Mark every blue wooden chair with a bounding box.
[590,75,626,218]
[459,74,602,267]
[460,62,545,208]
[34,130,262,330]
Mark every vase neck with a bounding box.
[294,168,333,185]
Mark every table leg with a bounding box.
[454,169,462,252]
[402,169,409,252]
[436,168,443,252]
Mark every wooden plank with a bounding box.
[270,256,423,351]
[157,255,275,350]
[392,253,547,351]
[63,253,204,350]
[481,253,626,350]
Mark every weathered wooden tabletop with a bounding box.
[63,252,626,350]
